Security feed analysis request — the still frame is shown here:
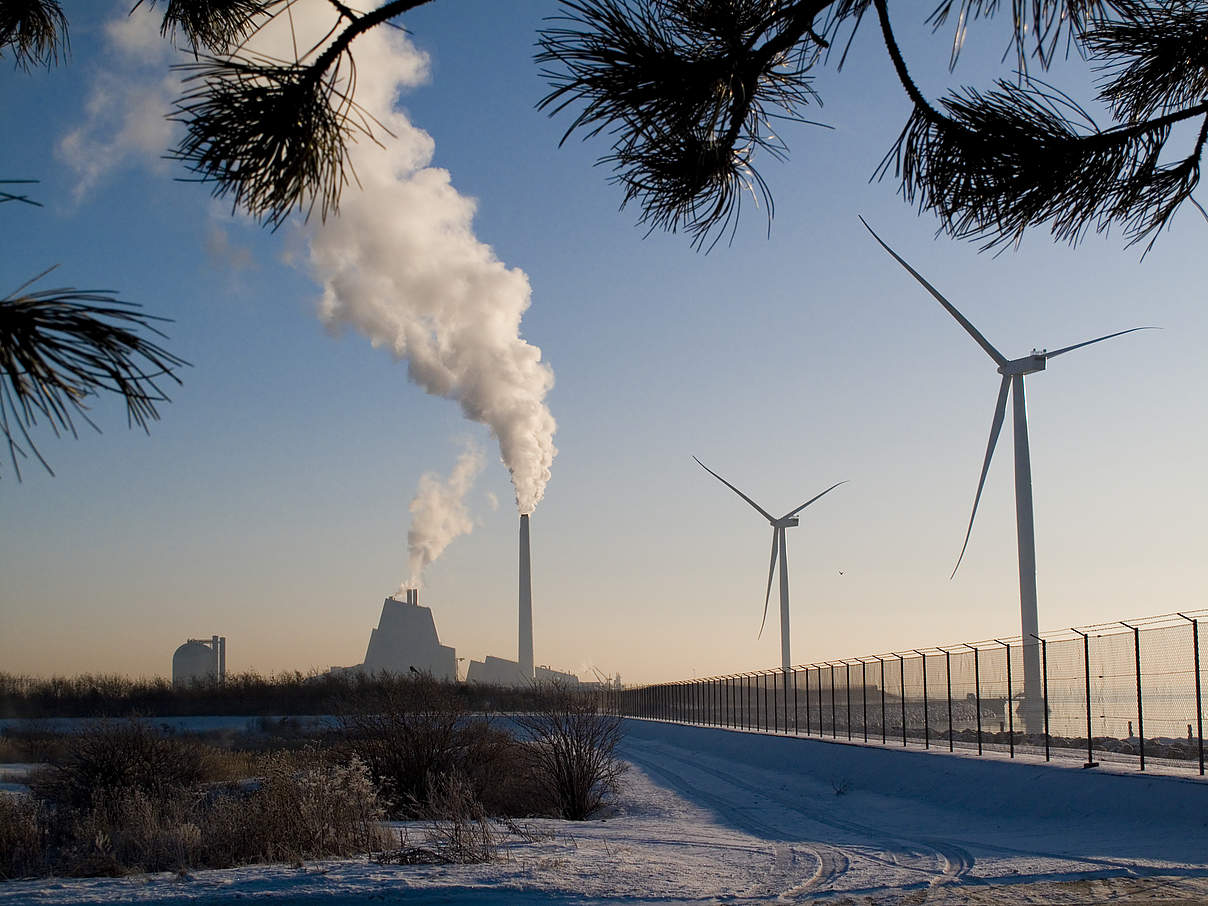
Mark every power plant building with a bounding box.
[465,656,578,687]
[352,590,456,681]
[172,635,226,685]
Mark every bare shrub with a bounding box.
[11,738,386,877]
[0,794,48,879]
[341,675,507,817]
[0,735,21,762]
[200,749,387,867]
[60,787,200,877]
[516,688,626,820]
[456,719,535,817]
[418,770,497,864]
[31,721,205,810]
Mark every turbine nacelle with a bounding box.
[998,354,1047,376]
[773,516,800,529]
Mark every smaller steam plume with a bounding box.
[405,443,485,589]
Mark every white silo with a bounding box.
[172,636,226,685]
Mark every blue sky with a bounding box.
[1,1,1204,683]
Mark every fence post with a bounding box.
[896,655,906,746]
[739,675,745,730]
[915,650,929,749]
[943,647,953,752]
[739,676,748,734]
[803,667,811,736]
[752,674,759,730]
[878,656,887,744]
[821,666,831,739]
[845,661,855,739]
[1071,628,1099,768]
[1179,615,1204,775]
[964,644,982,755]
[1032,634,1050,761]
[764,671,771,732]
[792,668,799,734]
[997,640,1014,758]
[784,669,790,734]
[862,659,869,742]
[829,663,838,739]
[1122,622,1144,771]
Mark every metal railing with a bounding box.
[615,610,1208,775]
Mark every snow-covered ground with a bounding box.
[3,718,1206,904]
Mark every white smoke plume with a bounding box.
[405,443,485,589]
[294,12,558,515]
[60,2,557,515]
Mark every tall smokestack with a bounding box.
[519,513,533,679]
[219,637,226,682]
[211,635,220,680]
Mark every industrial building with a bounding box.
[337,589,457,681]
[465,657,579,687]
[172,635,226,685]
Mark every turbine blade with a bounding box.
[781,480,848,520]
[1045,326,1159,360]
[694,456,775,522]
[952,374,1011,579]
[759,528,779,639]
[859,217,1007,367]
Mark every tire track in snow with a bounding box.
[623,736,974,893]
[625,742,851,899]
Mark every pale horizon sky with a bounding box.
[1,1,1204,684]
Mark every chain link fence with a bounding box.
[615,610,1208,775]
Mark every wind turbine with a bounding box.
[861,217,1155,732]
[694,457,844,671]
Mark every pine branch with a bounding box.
[0,0,68,69]
[132,0,282,55]
[0,273,188,479]
[168,0,430,228]
[1090,1,1208,122]
[0,180,41,207]
[874,0,1208,249]
[537,0,835,249]
[924,0,1123,71]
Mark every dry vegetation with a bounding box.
[0,679,625,879]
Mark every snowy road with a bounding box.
[3,719,1207,904]
[618,720,1208,902]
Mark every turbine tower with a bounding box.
[862,217,1154,732]
[694,457,844,671]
